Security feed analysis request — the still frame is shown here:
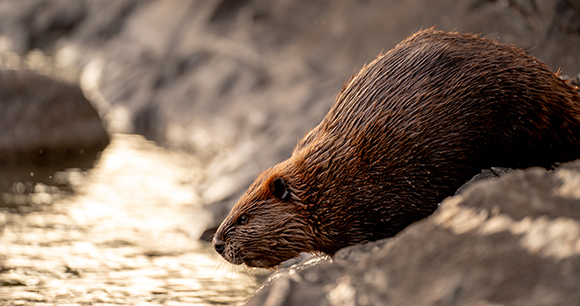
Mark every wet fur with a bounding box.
[214,29,580,268]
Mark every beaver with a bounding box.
[213,29,580,268]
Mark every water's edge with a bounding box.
[0,134,258,305]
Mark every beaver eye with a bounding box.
[238,214,248,225]
[270,177,290,201]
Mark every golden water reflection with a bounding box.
[0,134,258,305]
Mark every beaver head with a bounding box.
[211,160,319,268]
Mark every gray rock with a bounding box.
[0,69,109,166]
[454,167,512,196]
[247,161,580,306]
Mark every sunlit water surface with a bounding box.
[0,134,259,305]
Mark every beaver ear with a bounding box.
[270,177,290,201]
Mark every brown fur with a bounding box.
[213,29,580,268]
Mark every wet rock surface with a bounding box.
[247,161,580,306]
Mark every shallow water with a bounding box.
[0,134,259,305]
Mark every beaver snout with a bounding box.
[213,236,225,255]
[212,234,245,265]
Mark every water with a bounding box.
[0,134,259,305]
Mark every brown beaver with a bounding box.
[213,29,580,268]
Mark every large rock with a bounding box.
[0,0,579,235]
[0,69,109,206]
[246,161,580,306]
[0,69,109,166]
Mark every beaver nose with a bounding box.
[213,237,225,255]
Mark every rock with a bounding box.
[454,167,512,196]
[0,69,109,166]
[247,160,580,306]
[0,69,109,206]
